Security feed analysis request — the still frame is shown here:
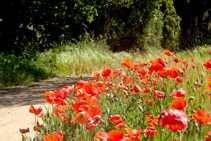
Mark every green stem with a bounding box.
[164,131,172,141]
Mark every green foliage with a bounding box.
[0,52,59,89]
[160,0,181,51]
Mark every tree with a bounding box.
[173,0,211,48]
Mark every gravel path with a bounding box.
[0,76,92,141]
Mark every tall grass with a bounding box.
[1,33,211,90]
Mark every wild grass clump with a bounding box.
[19,46,211,141]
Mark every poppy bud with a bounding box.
[187,81,190,85]
[122,90,128,95]
[190,117,195,122]
[138,106,143,112]
[114,97,118,102]
[80,112,85,119]
[96,81,103,85]
[94,116,100,122]
[188,96,195,102]
[198,105,203,109]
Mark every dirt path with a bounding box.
[0,76,92,141]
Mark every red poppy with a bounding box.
[122,59,135,68]
[171,99,189,110]
[148,58,166,72]
[141,78,148,85]
[146,116,157,126]
[43,91,56,104]
[29,105,42,115]
[123,76,134,83]
[124,127,142,141]
[83,81,99,96]
[53,98,68,106]
[164,50,174,56]
[138,68,147,76]
[76,80,87,89]
[206,81,211,91]
[194,82,202,88]
[192,110,211,124]
[93,72,100,79]
[158,109,188,131]
[205,131,211,141]
[148,99,153,106]
[86,96,99,106]
[102,68,112,78]
[144,126,157,137]
[132,64,139,71]
[113,69,123,75]
[133,85,142,93]
[95,130,125,141]
[43,133,63,141]
[203,60,211,71]
[52,106,67,115]
[176,77,182,83]
[72,101,87,112]
[154,91,165,98]
[108,115,125,129]
[173,57,179,63]
[191,58,194,62]
[19,128,29,134]
[165,67,179,78]
[171,88,186,98]
[182,60,188,68]
[33,124,44,131]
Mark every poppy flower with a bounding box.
[182,60,188,68]
[148,58,166,72]
[158,109,188,131]
[171,88,186,98]
[76,80,87,89]
[95,130,125,141]
[113,69,123,75]
[173,57,179,63]
[72,102,87,112]
[43,133,63,141]
[124,127,142,141]
[147,99,153,106]
[108,115,125,129]
[102,68,112,78]
[171,99,189,110]
[122,76,134,83]
[206,81,211,91]
[165,67,179,78]
[146,116,157,126]
[154,91,165,98]
[133,85,142,93]
[86,96,99,106]
[53,98,68,106]
[138,68,147,76]
[132,64,139,71]
[141,78,148,85]
[54,90,68,99]
[192,110,211,124]
[52,106,67,115]
[82,81,99,96]
[122,58,135,68]
[33,124,44,131]
[143,126,157,137]
[19,128,29,134]
[205,131,211,141]
[29,105,42,116]
[176,77,182,83]
[203,60,211,71]
[164,50,174,56]
[93,72,100,79]
[194,82,202,88]
[191,58,194,62]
